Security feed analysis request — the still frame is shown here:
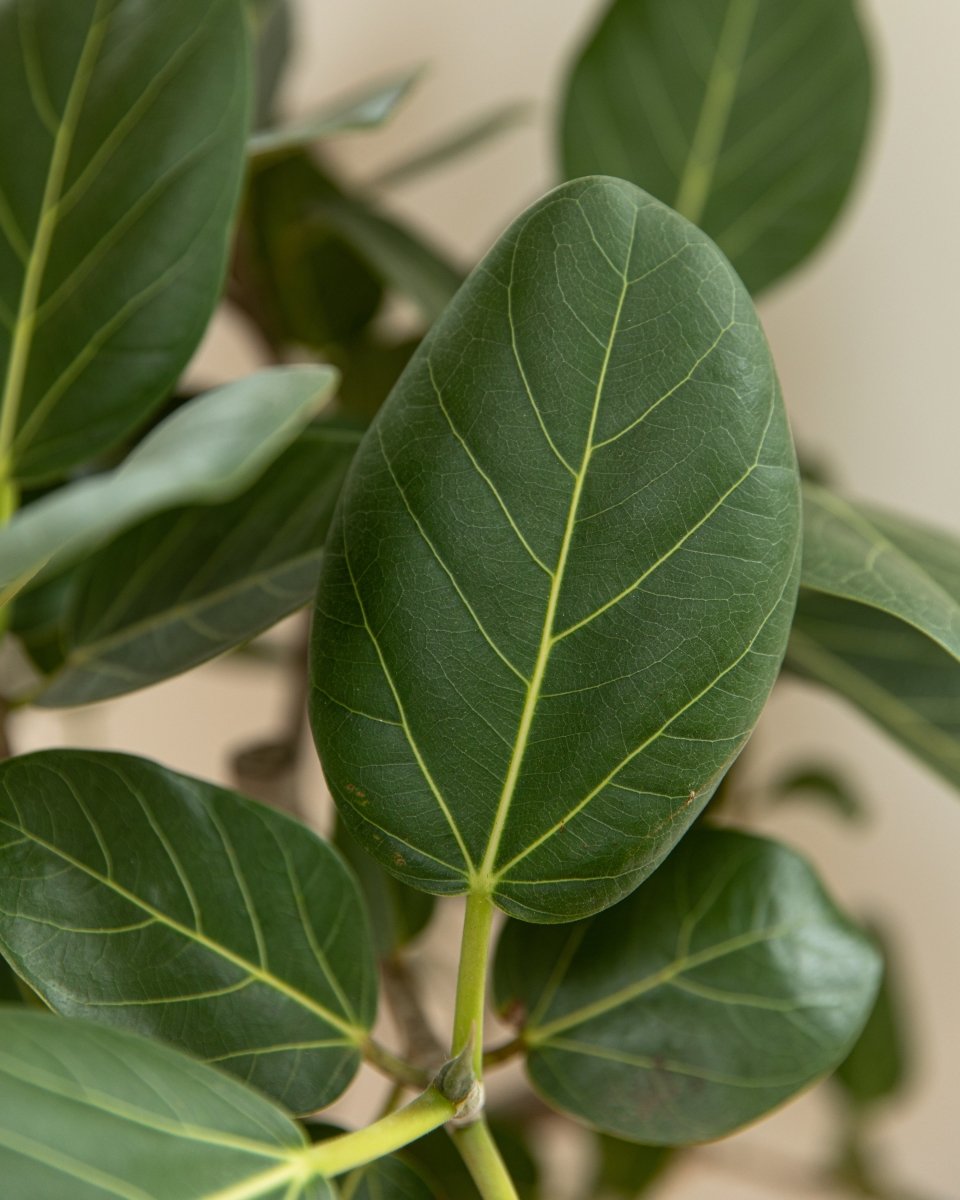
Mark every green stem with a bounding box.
[362,1036,430,1089]
[452,890,494,1076]
[451,1119,520,1200]
[305,1088,455,1177]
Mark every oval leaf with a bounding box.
[494,827,881,1144]
[0,0,251,483]
[0,750,377,1114]
[23,418,360,706]
[310,176,800,922]
[0,1010,334,1199]
[560,0,872,294]
[0,365,338,608]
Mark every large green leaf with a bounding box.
[310,176,800,922]
[0,750,377,1114]
[0,365,337,609]
[19,419,360,706]
[249,69,422,158]
[0,0,251,484]
[560,0,872,294]
[789,487,960,790]
[494,828,880,1145]
[0,1010,335,1199]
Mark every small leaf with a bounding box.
[0,366,338,609]
[789,487,960,790]
[0,1010,334,1199]
[249,68,423,158]
[335,818,436,958]
[593,1135,673,1198]
[0,0,252,483]
[22,419,360,706]
[373,101,532,188]
[834,930,909,1108]
[770,764,864,822]
[0,749,378,1114]
[560,0,872,293]
[310,176,800,922]
[494,828,880,1145]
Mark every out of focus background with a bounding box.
[12,1,960,1196]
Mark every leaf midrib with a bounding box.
[0,814,365,1043]
[673,0,760,225]
[0,0,109,478]
[525,921,795,1042]
[475,210,638,887]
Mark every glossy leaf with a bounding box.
[0,0,251,483]
[560,0,872,294]
[250,68,422,158]
[493,828,881,1145]
[373,101,532,188]
[310,176,800,922]
[834,932,908,1109]
[0,750,377,1114]
[22,419,360,706]
[800,485,960,663]
[0,1010,334,1200]
[789,488,960,790]
[335,818,436,958]
[0,366,338,609]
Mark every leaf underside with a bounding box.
[0,0,251,483]
[0,750,377,1114]
[560,0,872,294]
[0,1010,334,1200]
[494,827,881,1145]
[20,419,360,706]
[0,366,337,607]
[310,176,800,922]
[790,487,960,790]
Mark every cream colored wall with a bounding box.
[12,2,960,1196]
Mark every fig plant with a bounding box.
[0,1,953,1199]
